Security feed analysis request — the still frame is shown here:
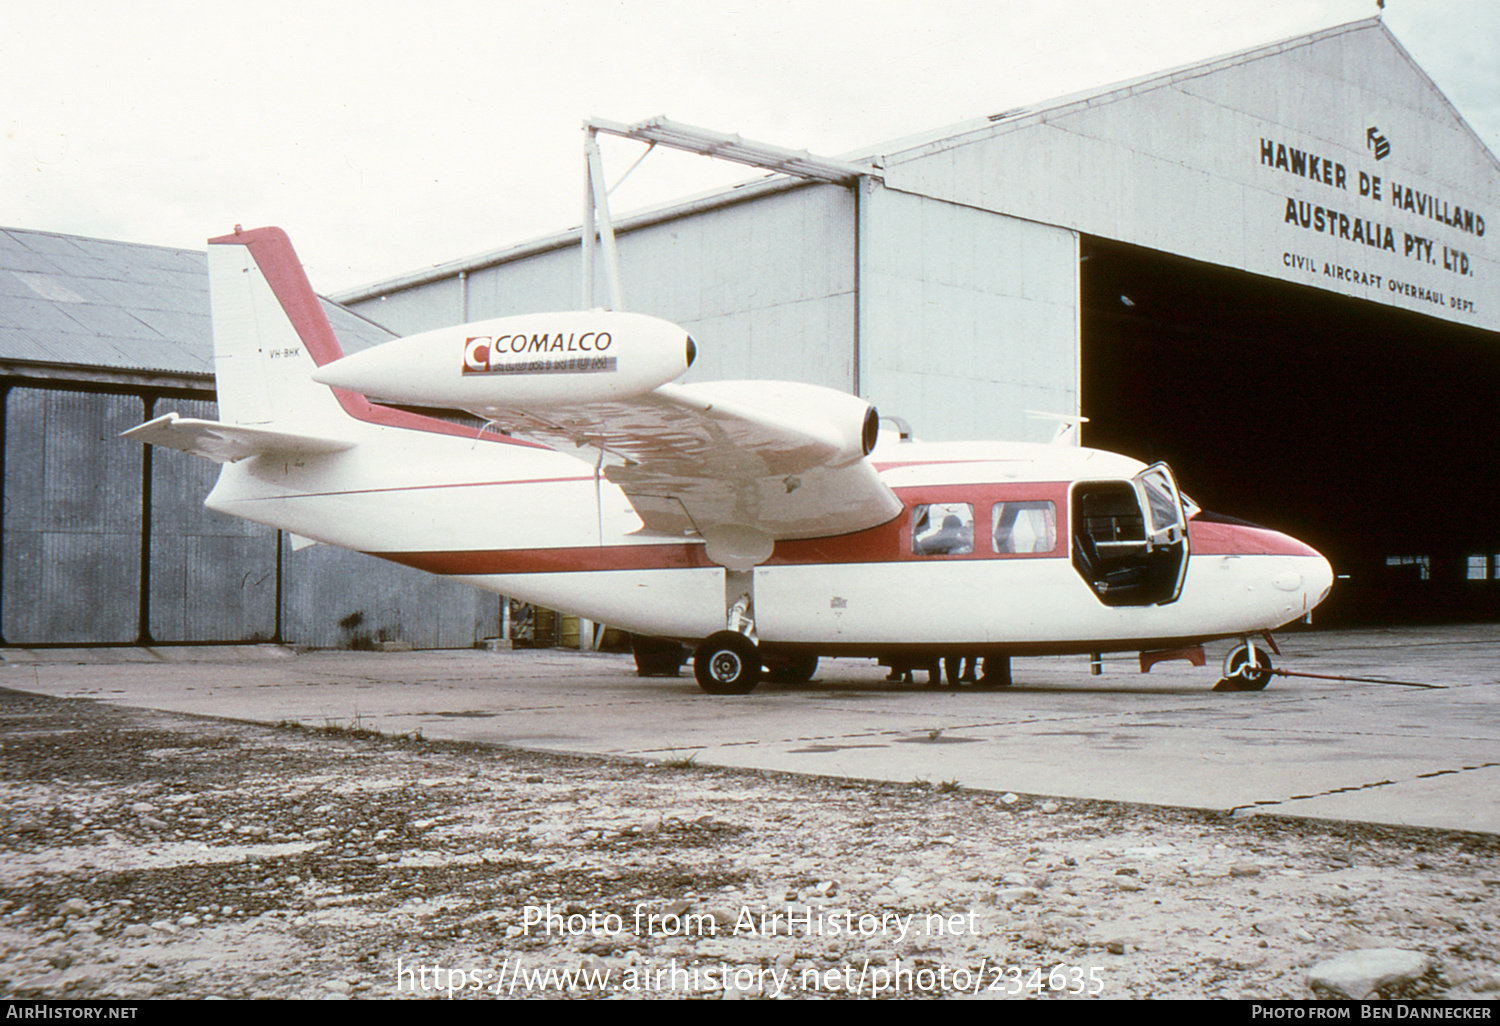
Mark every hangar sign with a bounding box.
[1259,130,1486,323]
[875,22,1500,333]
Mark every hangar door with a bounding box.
[1079,238,1500,625]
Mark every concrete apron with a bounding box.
[3,624,1497,835]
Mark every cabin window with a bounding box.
[911,503,974,555]
[992,500,1057,554]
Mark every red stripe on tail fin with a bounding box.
[208,226,345,366]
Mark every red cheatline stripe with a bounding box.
[372,544,715,575]
[371,527,1314,577]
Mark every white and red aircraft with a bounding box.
[126,227,1333,694]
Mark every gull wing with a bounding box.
[480,380,902,563]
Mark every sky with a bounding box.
[3,0,1496,293]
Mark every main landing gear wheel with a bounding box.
[694,631,761,695]
[1214,644,1274,692]
[762,654,819,684]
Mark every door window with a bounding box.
[1071,464,1189,606]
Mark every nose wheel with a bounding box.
[694,630,761,694]
[1215,642,1274,691]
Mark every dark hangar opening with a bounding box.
[1079,237,1500,626]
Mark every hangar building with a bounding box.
[0,228,502,648]
[336,17,1500,624]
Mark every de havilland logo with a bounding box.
[1366,126,1391,161]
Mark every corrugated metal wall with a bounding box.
[348,179,1078,445]
[147,396,279,642]
[282,544,500,650]
[879,23,1499,334]
[1,383,500,648]
[2,387,143,643]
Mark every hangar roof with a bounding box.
[0,226,392,382]
[865,15,1500,333]
[869,17,1500,176]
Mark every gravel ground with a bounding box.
[0,683,1497,1001]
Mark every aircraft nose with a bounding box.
[1188,513,1334,617]
[1268,532,1334,615]
[1305,550,1335,613]
[1274,535,1334,616]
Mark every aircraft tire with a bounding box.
[763,654,818,684]
[694,631,761,695]
[1214,645,1273,691]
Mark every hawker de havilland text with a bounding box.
[125,227,1333,694]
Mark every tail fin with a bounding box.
[122,227,364,462]
[128,225,539,462]
[206,226,367,430]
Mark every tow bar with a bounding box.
[1260,667,1445,690]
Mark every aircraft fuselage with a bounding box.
[206,426,1331,658]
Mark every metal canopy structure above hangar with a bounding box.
[578,116,883,312]
[587,116,880,184]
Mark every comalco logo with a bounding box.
[1366,126,1391,161]
[463,332,616,376]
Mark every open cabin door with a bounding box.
[1071,463,1190,607]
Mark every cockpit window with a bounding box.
[1137,470,1182,535]
[912,503,974,555]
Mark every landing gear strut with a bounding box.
[693,568,761,695]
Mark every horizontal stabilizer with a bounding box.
[122,412,356,464]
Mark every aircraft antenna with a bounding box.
[1025,410,1089,445]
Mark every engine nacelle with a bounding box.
[679,380,880,468]
[312,310,696,408]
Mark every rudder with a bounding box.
[207,226,361,430]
